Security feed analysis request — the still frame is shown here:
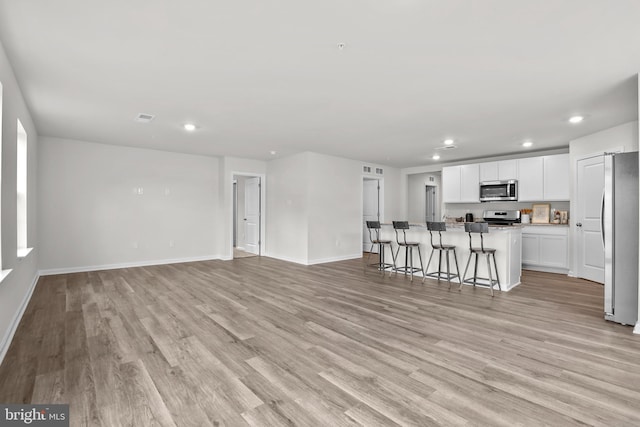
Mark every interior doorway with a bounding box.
[363,178,383,253]
[425,185,438,222]
[232,174,262,259]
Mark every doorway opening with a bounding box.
[425,185,438,223]
[363,177,384,253]
[232,174,262,259]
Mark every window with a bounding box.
[17,119,28,256]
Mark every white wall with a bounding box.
[0,39,39,364]
[568,121,639,277]
[307,153,362,263]
[38,137,221,272]
[265,152,309,263]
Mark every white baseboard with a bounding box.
[262,252,308,265]
[0,272,39,367]
[634,322,640,335]
[38,255,222,276]
[306,253,363,265]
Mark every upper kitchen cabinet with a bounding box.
[479,160,518,182]
[543,154,570,200]
[517,154,569,202]
[443,164,480,203]
[517,157,544,201]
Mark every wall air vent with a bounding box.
[363,166,372,173]
[375,168,383,175]
[135,113,155,123]
[434,145,457,151]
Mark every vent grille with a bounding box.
[135,113,155,123]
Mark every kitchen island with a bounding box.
[379,223,522,291]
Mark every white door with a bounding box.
[363,179,379,253]
[576,156,605,283]
[244,177,261,255]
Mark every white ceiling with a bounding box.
[0,0,638,168]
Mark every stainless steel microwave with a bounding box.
[479,180,518,202]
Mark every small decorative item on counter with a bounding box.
[531,204,551,224]
[520,208,532,224]
[552,210,561,224]
[560,210,568,224]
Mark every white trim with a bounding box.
[0,272,39,366]
[262,253,308,265]
[307,253,363,265]
[230,171,266,260]
[634,322,640,335]
[38,255,221,276]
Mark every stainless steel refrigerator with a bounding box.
[603,152,639,326]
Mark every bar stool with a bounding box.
[365,221,396,274]
[392,221,425,281]
[461,222,500,296]
[423,222,461,288]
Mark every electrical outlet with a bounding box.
[169,240,174,248]
[132,241,138,249]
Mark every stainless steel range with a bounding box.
[483,210,521,225]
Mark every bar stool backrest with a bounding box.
[426,221,447,248]
[366,220,381,242]
[392,221,410,245]
[464,222,489,252]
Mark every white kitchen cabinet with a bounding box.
[442,164,479,203]
[543,154,570,200]
[479,160,518,182]
[517,157,544,201]
[521,225,569,273]
[460,164,480,202]
[442,166,461,203]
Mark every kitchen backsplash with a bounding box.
[444,201,570,221]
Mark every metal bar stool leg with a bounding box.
[461,251,473,291]
[445,250,452,288]
[493,253,500,288]
[423,248,435,283]
[473,253,479,287]
[417,245,425,281]
[452,249,462,286]
[486,253,494,297]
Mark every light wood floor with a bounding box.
[2,257,640,426]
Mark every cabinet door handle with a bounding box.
[576,222,582,227]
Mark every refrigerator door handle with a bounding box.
[603,154,614,316]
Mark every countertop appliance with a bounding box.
[483,210,521,225]
[480,180,518,202]
[603,152,638,326]
[465,213,474,222]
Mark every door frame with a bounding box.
[230,172,266,258]
[361,176,384,253]
[572,147,623,278]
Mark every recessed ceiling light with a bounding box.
[443,139,454,146]
[522,141,533,148]
[432,154,440,160]
[568,115,584,124]
[183,123,196,131]
[270,150,277,155]
[337,42,346,50]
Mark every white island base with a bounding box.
[379,224,522,292]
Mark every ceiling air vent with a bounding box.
[134,113,155,123]
[434,145,457,151]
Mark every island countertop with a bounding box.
[378,223,522,291]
